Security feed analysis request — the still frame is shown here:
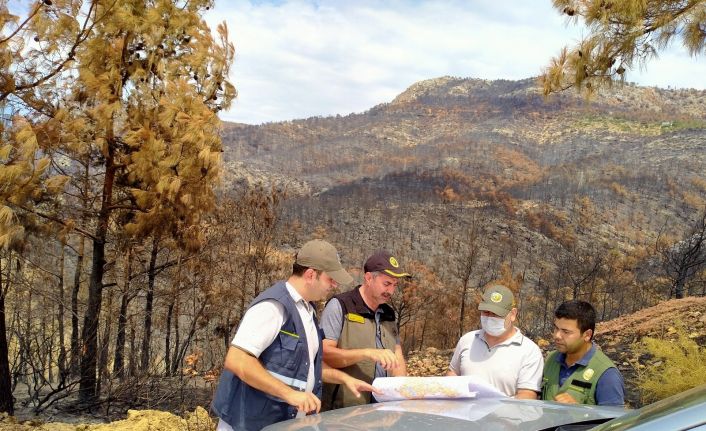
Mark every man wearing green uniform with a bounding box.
[543,300,625,406]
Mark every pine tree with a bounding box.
[541,0,706,95]
[1,0,235,407]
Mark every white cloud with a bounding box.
[206,0,706,124]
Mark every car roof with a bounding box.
[265,397,626,431]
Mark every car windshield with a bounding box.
[264,397,625,431]
[265,385,706,431]
[589,384,706,431]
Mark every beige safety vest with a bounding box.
[322,287,398,410]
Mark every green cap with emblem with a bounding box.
[478,284,515,317]
[296,239,354,286]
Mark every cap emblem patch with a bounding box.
[389,257,399,268]
[490,292,503,303]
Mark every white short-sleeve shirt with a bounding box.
[449,328,544,397]
[218,282,319,430]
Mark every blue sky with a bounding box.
[207,0,706,125]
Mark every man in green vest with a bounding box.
[319,250,410,410]
[542,300,625,406]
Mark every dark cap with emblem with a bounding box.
[363,250,411,278]
[296,239,354,286]
[478,284,515,317]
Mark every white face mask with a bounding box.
[481,315,507,336]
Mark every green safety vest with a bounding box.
[542,347,616,405]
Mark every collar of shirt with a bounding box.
[556,342,597,367]
[285,281,313,315]
[477,327,525,347]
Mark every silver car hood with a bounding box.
[265,398,626,431]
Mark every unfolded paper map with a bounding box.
[372,375,506,402]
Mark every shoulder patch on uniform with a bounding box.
[582,368,595,381]
[346,313,365,324]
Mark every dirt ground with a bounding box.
[0,407,214,431]
[2,297,705,429]
[1,377,216,431]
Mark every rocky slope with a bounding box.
[219,76,706,290]
[220,76,706,193]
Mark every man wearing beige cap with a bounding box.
[447,284,544,399]
[212,240,377,431]
[320,250,410,410]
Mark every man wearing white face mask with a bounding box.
[447,284,544,399]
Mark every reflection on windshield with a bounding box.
[378,398,621,431]
[590,384,706,431]
[285,405,404,431]
[268,393,633,430]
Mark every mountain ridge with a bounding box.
[218,75,706,334]
[220,76,706,193]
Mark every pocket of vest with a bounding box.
[245,386,290,424]
[566,384,590,404]
[278,332,300,370]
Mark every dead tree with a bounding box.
[660,209,706,299]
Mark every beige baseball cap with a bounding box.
[478,284,515,317]
[296,239,354,286]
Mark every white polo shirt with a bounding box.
[218,282,319,430]
[449,328,544,397]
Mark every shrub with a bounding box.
[635,324,706,404]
